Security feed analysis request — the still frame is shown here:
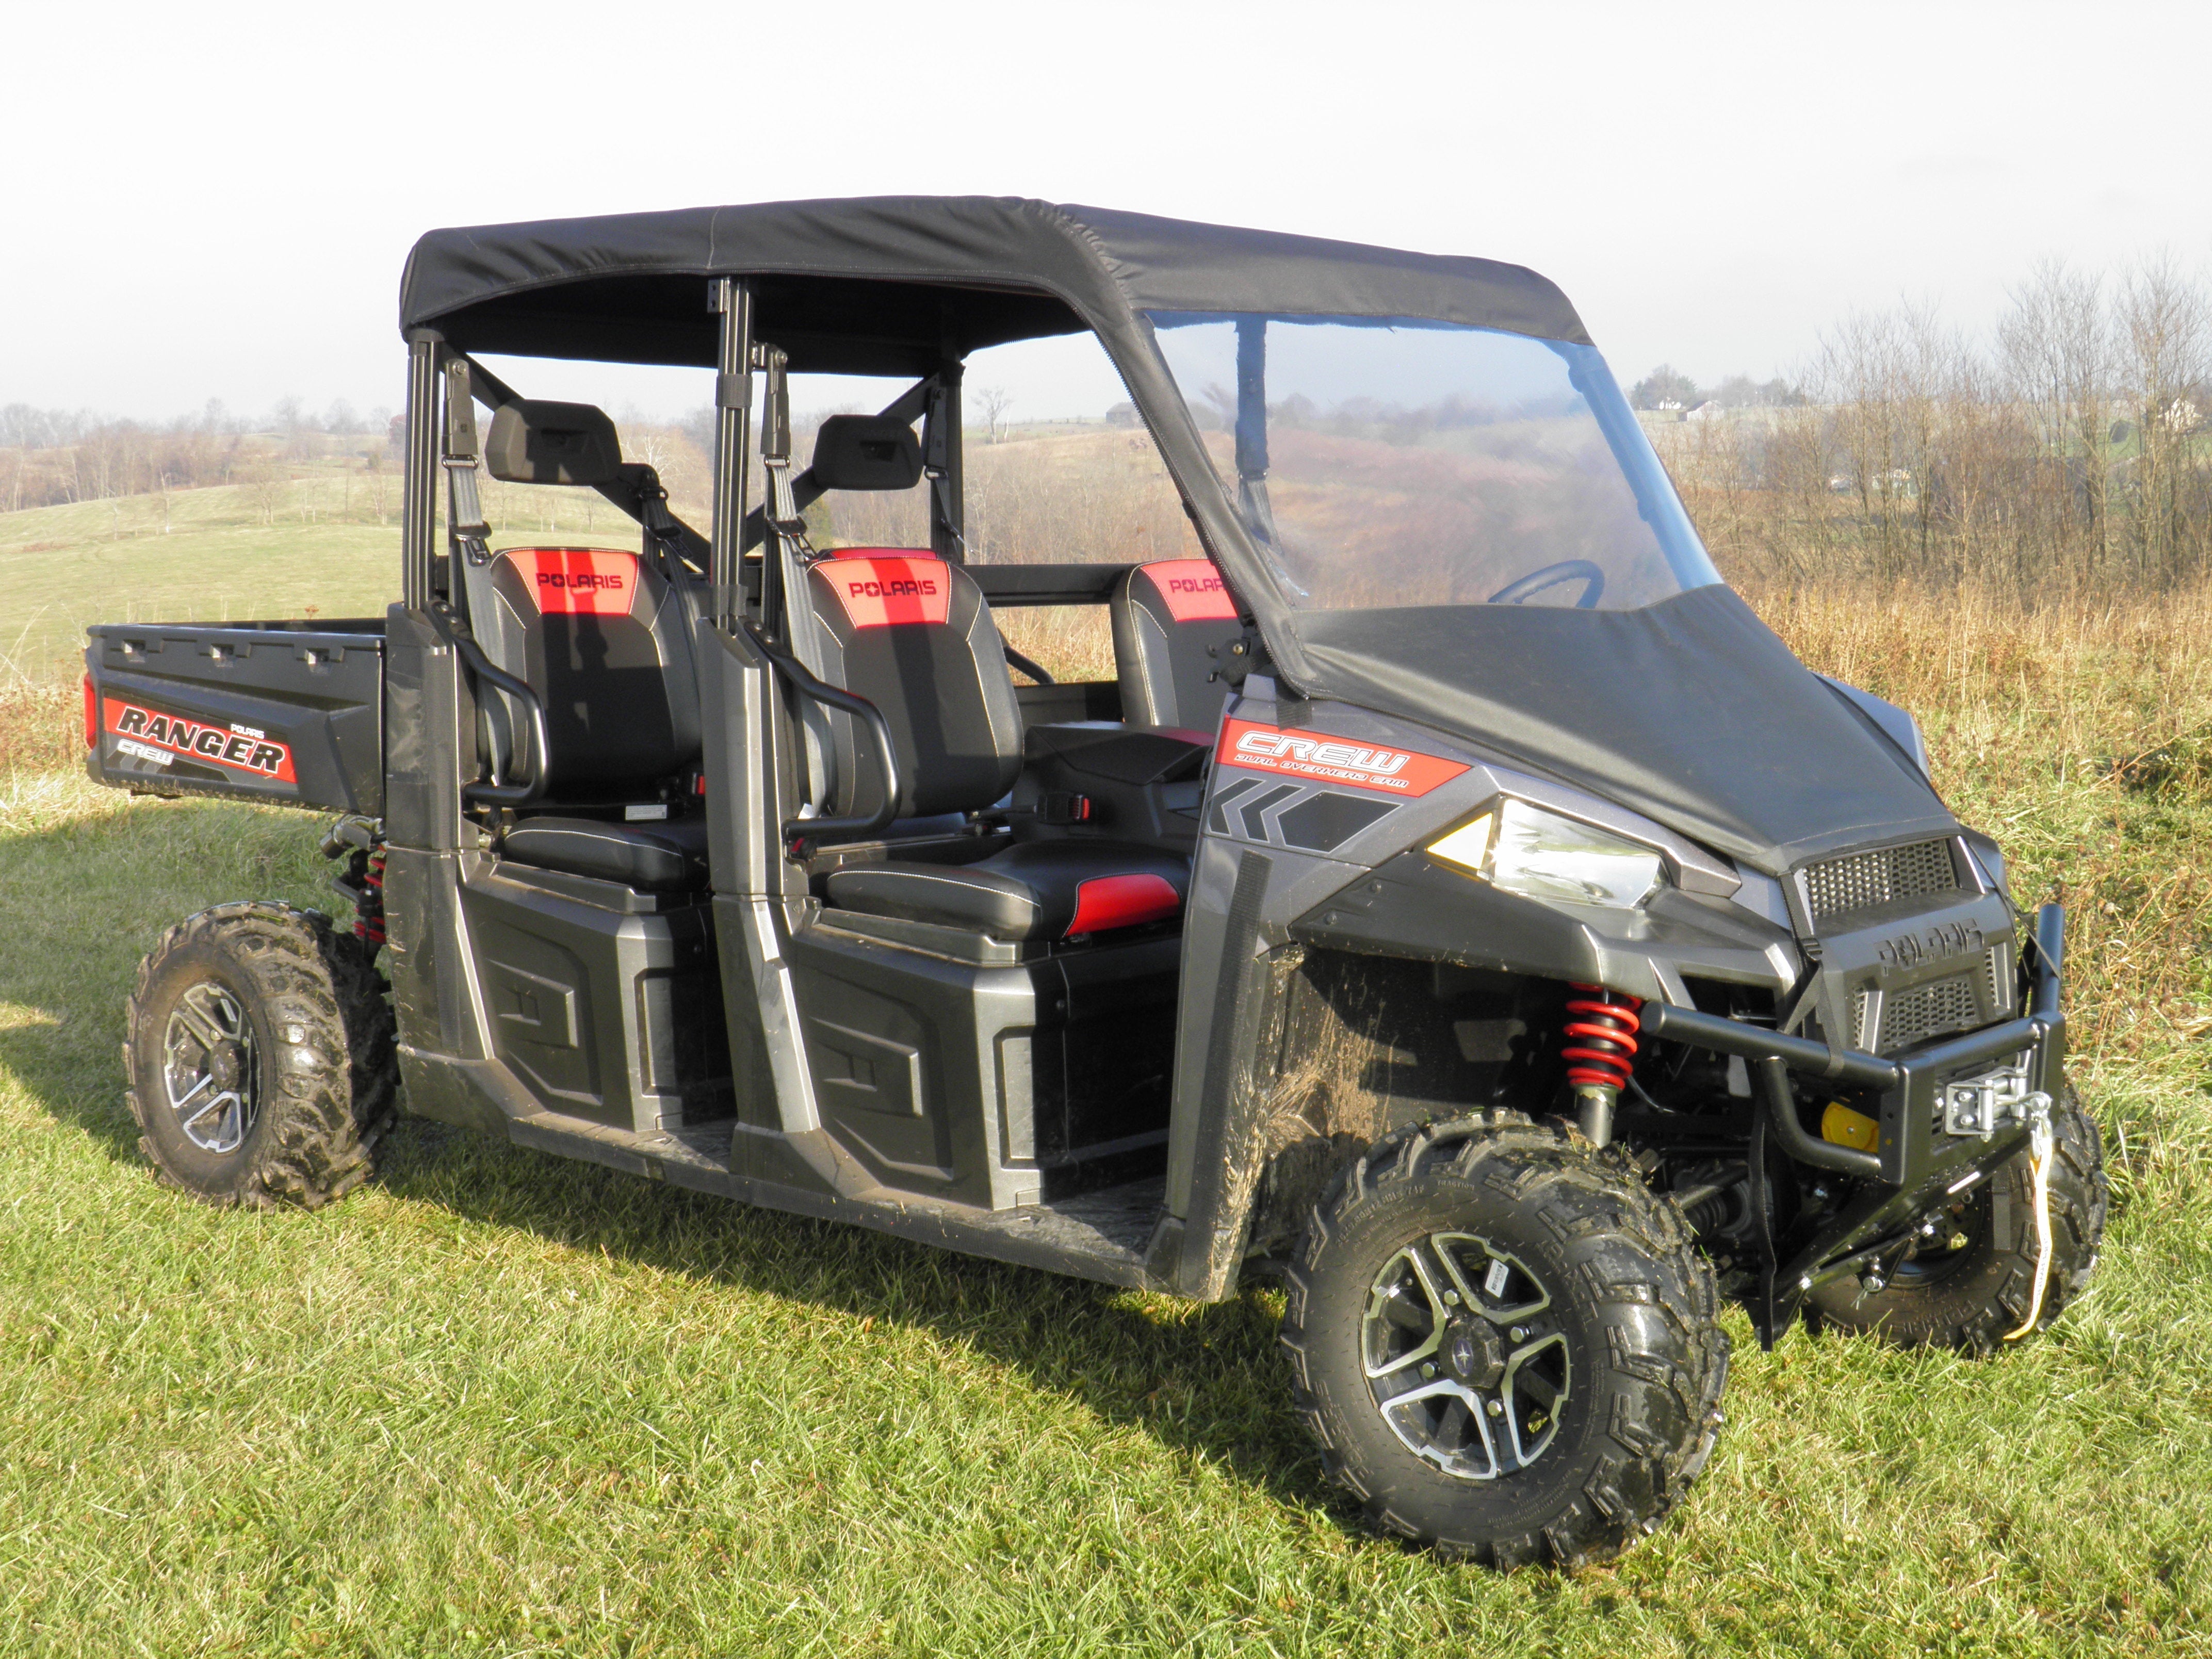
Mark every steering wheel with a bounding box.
[1487,560,1606,609]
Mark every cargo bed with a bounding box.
[84,614,386,813]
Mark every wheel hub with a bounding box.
[1361,1232,1570,1482]
[206,1041,245,1093]
[161,980,258,1154]
[1444,1318,1505,1389]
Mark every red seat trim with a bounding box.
[1141,558,1239,622]
[818,554,952,628]
[1066,872,1181,936]
[505,547,640,616]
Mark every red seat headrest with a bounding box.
[816,552,951,628]
[1139,559,1238,622]
[502,547,641,616]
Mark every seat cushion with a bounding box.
[824,839,1187,941]
[501,815,709,890]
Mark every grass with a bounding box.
[1,498,2209,1653]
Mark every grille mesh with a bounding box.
[1881,973,1980,1052]
[1850,989,1877,1050]
[1803,839,1958,924]
[1984,942,2012,1016]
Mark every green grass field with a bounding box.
[1,490,2208,1654]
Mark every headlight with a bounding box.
[1427,799,1664,910]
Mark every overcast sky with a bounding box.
[5,0,2208,422]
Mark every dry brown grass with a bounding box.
[1745,580,2212,1065]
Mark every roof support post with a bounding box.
[401,329,443,611]
[927,357,964,563]
[1232,316,1277,545]
[709,278,754,627]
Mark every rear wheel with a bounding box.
[125,902,397,1209]
[1281,1115,1729,1568]
[1808,1083,2105,1353]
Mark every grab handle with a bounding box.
[742,620,902,848]
[430,602,550,807]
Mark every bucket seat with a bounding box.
[466,541,710,887]
[801,550,1189,940]
[456,401,711,890]
[1109,558,1243,735]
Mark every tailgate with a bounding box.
[85,619,385,814]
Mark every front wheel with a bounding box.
[1808,1083,2106,1353]
[125,902,397,1209]
[1281,1115,1729,1568]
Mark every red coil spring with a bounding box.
[1562,983,1642,1092]
[355,849,387,950]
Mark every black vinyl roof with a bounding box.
[399,197,1589,372]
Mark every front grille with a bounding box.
[1984,942,2012,1017]
[1803,839,1958,924]
[1880,972,1981,1052]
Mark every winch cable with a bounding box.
[2003,1095,2057,1341]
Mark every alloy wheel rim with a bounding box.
[1361,1231,1570,1481]
[162,980,258,1154]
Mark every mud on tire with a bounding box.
[1808,1083,2107,1353]
[124,902,398,1209]
[1280,1113,1729,1569]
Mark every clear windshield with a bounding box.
[1145,314,1720,612]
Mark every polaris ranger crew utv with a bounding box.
[87,197,2104,1567]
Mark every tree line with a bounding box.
[0,399,394,513]
[1647,256,2212,597]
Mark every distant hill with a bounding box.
[0,468,630,687]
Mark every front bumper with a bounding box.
[1641,902,2064,1322]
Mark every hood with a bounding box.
[1288,584,1956,876]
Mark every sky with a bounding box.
[4,0,2209,424]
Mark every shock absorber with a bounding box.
[1562,983,1642,1147]
[319,814,386,953]
[353,847,387,951]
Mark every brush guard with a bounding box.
[1639,903,2065,1345]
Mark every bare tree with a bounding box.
[241,462,290,526]
[2119,253,2211,582]
[2000,260,2116,584]
[977,385,1014,444]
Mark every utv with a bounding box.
[86,197,2104,1567]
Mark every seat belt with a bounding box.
[441,357,495,607]
[756,345,842,814]
[440,359,524,789]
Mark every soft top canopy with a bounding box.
[399,196,1588,372]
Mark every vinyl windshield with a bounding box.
[1145,313,1720,613]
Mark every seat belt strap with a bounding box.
[754,345,840,812]
[441,358,492,575]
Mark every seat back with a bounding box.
[801,549,1023,821]
[1110,559,1242,731]
[464,545,701,798]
